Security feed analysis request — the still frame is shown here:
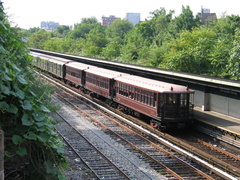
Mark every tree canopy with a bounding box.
[25,7,240,80]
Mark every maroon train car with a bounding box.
[64,62,96,88]
[114,75,195,129]
[84,67,129,99]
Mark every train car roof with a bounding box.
[65,61,96,70]
[85,67,129,79]
[46,58,70,65]
[115,75,194,93]
[32,53,71,65]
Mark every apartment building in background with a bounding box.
[126,13,140,25]
[41,21,60,31]
[102,15,120,26]
[197,7,217,26]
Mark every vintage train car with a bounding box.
[30,52,48,71]
[114,75,195,130]
[64,62,96,89]
[46,58,69,79]
[84,67,129,100]
[31,52,70,79]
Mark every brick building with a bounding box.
[102,15,120,26]
[197,8,217,26]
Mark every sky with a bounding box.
[2,0,240,29]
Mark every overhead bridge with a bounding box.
[30,48,240,119]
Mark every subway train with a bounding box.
[30,52,195,130]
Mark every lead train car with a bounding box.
[114,75,195,130]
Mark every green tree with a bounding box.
[135,20,154,43]
[227,29,240,80]
[162,28,217,74]
[174,5,200,32]
[210,14,240,77]
[120,27,150,62]
[83,28,108,56]
[0,5,66,179]
[44,37,60,51]
[102,37,122,59]
[106,19,133,39]
[68,17,101,39]
[53,25,70,37]
[27,29,51,49]
[28,27,41,34]
[214,14,240,36]
[149,8,175,45]
[209,36,232,77]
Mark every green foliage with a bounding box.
[227,29,240,80]
[68,17,101,39]
[214,14,240,36]
[162,28,217,74]
[149,8,175,45]
[24,6,240,80]
[54,25,70,37]
[0,6,66,179]
[44,37,85,54]
[120,27,150,62]
[27,29,51,49]
[174,5,200,32]
[102,37,122,59]
[106,19,133,39]
[83,28,108,56]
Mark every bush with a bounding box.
[0,5,66,180]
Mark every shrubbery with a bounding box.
[0,4,66,179]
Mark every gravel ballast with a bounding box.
[53,96,166,180]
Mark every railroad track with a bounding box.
[54,105,132,180]
[53,95,164,180]
[55,90,221,179]
[40,72,239,179]
[173,133,240,175]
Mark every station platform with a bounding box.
[193,107,240,135]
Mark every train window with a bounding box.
[143,90,149,104]
[97,77,108,89]
[118,83,121,94]
[142,90,145,103]
[167,94,177,104]
[145,91,148,104]
[135,88,141,101]
[180,94,188,106]
[119,83,127,96]
[159,94,166,105]
[131,86,135,99]
[119,82,124,95]
[148,91,151,105]
[149,92,153,106]
[96,77,100,86]
[153,93,156,107]
[124,84,128,97]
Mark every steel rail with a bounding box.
[55,111,131,180]
[57,91,215,180]
[38,70,238,179]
